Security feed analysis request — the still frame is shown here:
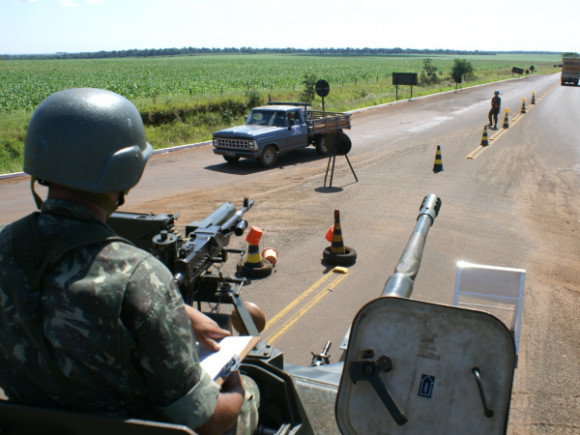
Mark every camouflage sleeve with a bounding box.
[121,254,220,428]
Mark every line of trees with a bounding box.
[2,46,562,61]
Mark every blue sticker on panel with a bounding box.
[418,374,435,398]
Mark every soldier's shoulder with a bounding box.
[101,240,169,273]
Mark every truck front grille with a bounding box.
[213,137,253,150]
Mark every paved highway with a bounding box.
[1,73,578,434]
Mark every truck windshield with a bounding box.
[246,110,287,127]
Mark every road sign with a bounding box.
[315,79,330,97]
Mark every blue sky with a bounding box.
[1,0,578,55]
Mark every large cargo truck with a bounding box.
[561,57,580,86]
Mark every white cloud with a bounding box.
[59,0,80,6]
[86,0,105,4]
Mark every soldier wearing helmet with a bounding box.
[488,90,501,129]
[0,88,258,434]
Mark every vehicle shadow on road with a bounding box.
[204,149,330,175]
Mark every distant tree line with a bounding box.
[1,46,563,60]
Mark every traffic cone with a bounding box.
[237,226,273,278]
[531,91,536,104]
[322,210,357,266]
[481,126,489,146]
[521,98,526,114]
[262,247,278,266]
[330,211,345,255]
[433,145,443,173]
[503,108,510,129]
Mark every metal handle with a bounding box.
[472,368,494,418]
[350,357,408,425]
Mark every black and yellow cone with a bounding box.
[503,108,510,129]
[237,226,273,278]
[521,98,526,114]
[433,145,443,173]
[246,244,263,265]
[330,210,345,254]
[322,210,357,266]
[481,126,489,146]
[531,91,536,105]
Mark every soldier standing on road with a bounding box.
[0,88,258,435]
[488,90,501,129]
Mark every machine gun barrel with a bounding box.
[221,198,254,236]
[186,202,236,236]
[381,194,442,299]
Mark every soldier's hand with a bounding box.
[184,304,230,351]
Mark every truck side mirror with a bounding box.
[287,114,294,130]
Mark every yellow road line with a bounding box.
[466,84,558,160]
[263,268,350,344]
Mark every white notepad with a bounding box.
[197,336,260,383]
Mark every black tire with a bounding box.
[259,146,277,168]
[322,131,352,156]
[223,155,240,164]
[322,246,357,266]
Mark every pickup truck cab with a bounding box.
[212,102,351,168]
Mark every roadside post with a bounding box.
[315,79,330,112]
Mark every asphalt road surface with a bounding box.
[1,73,578,434]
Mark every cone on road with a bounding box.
[237,226,273,278]
[433,145,444,173]
[481,126,489,146]
[521,98,526,114]
[503,108,510,129]
[322,210,357,266]
[262,247,278,266]
[531,91,536,104]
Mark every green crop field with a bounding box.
[0,53,562,113]
[0,53,562,173]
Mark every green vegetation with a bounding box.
[420,58,440,85]
[0,53,561,174]
[451,59,474,87]
[300,73,318,102]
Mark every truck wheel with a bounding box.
[259,146,277,168]
[224,156,240,164]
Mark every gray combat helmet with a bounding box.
[24,88,153,193]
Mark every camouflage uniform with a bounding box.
[0,199,258,434]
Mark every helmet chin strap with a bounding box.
[31,177,44,210]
